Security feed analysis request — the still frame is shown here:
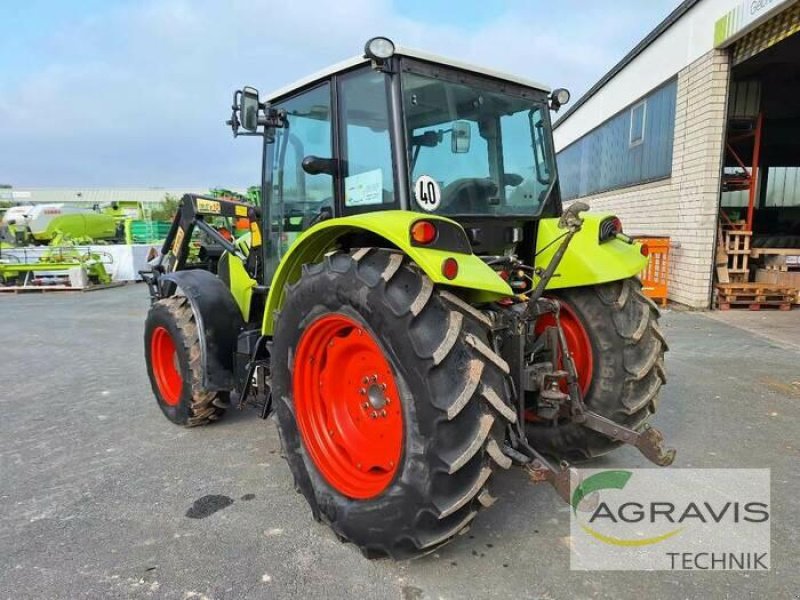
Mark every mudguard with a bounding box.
[535,214,647,290]
[159,269,244,391]
[262,211,512,335]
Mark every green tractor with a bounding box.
[142,37,673,559]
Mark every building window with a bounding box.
[556,78,676,201]
[629,100,646,146]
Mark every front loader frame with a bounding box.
[141,194,266,395]
[152,194,261,277]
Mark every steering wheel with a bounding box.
[439,178,499,213]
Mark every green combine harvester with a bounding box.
[141,37,673,559]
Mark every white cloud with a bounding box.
[0,0,678,186]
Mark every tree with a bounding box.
[148,194,181,221]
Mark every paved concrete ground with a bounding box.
[1,285,798,599]
[705,308,800,352]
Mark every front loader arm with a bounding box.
[142,194,262,304]
[158,194,260,273]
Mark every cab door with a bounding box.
[337,68,398,214]
[264,82,334,281]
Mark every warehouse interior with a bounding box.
[718,23,800,304]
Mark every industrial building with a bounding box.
[554,0,800,307]
[0,187,213,205]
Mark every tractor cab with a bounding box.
[230,37,571,278]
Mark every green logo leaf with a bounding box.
[571,470,632,515]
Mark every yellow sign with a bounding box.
[197,199,221,214]
[250,222,262,246]
[172,226,185,255]
[235,205,248,217]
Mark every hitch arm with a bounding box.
[526,455,577,504]
[574,412,676,466]
[502,441,577,503]
[527,201,590,306]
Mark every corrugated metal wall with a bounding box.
[722,167,800,208]
[557,79,677,201]
[765,167,800,207]
[727,80,761,118]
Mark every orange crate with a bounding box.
[634,237,671,307]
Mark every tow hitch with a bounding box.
[501,202,675,501]
[546,296,676,467]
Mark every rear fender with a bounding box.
[262,211,512,335]
[159,270,244,391]
[535,214,647,290]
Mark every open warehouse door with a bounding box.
[717,4,800,311]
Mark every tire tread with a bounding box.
[272,249,516,559]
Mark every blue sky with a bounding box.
[0,0,680,188]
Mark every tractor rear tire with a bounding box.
[144,296,227,426]
[526,278,667,462]
[272,249,516,559]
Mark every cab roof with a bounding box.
[263,46,551,103]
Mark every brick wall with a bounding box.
[568,49,730,308]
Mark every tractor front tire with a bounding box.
[527,278,667,462]
[272,250,516,559]
[144,296,226,426]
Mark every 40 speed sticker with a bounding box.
[414,175,441,212]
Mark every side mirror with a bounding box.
[240,86,260,132]
[451,120,471,153]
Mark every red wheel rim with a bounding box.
[534,300,594,395]
[151,326,182,406]
[293,314,403,499]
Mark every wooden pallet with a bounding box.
[724,230,752,253]
[755,269,800,303]
[717,300,792,311]
[716,282,795,311]
[722,230,751,283]
[751,247,800,257]
[763,255,789,271]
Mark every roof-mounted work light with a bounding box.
[364,37,396,64]
[549,88,571,112]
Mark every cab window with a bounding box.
[267,83,333,276]
[338,69,396,211]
